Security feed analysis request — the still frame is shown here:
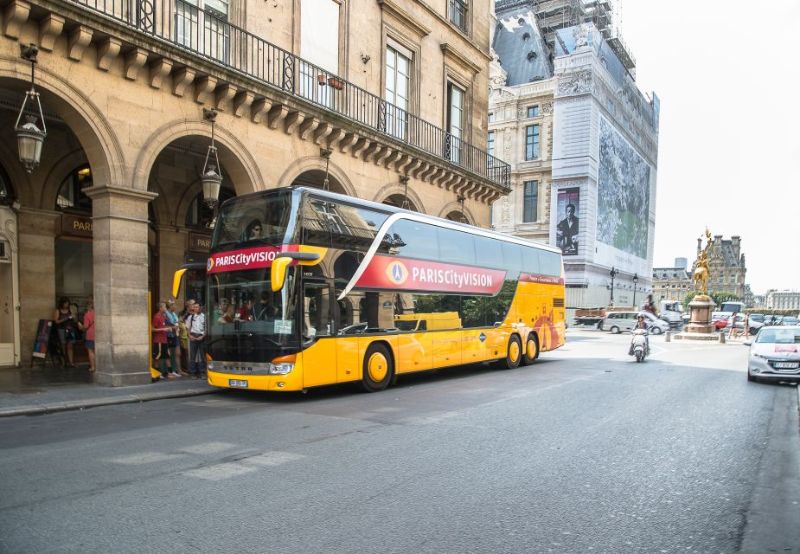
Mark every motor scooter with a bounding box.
[630,329,648,362]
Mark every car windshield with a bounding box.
[756,328,800,344]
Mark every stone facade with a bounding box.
[652,266,692,304]
[0,0,507,383]
[490,3,660,313]
[765,290,800,312]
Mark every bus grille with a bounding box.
[553,298,565,308]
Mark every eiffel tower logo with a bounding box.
[385,261,408,285]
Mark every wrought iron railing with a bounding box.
[66,0,510,188]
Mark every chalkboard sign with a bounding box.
[32,319,52,359]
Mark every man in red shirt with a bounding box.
[79,297,96,373]
[152,301,173,379]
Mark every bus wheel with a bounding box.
[361,343,393,392]
[500,335,522,370]
[523,334,539,365]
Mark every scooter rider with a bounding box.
[629,313,650,356]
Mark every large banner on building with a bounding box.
[555,188,580,256]
[597,116,650,259]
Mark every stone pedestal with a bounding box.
[674,294,719,341]
[686,295,715,334]
[86,185,157,386]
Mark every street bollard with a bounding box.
[665,330,671,343]
[719,332,726,344]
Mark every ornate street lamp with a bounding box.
[320,148,332,191]
[632,273,639,308]
[14,44,47,174]
[201,108,222,207]
[609,266,617,304]
[399,175,410,210]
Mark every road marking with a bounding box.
[105,451,183,465]
[241,451,305,467]
[183,462,258,481]
[179,442,236,455]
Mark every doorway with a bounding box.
[0,206,20,367]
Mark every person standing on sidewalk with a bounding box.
[165,299,184,377]
[152,302,174,379]
[179,299,195,372]
[78,297,96,373]
[187,302,207,379]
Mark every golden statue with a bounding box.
[692,228,712,296]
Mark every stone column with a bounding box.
[85,185,157,386]
[16,208,59,367]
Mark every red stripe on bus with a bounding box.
[355,255,507,295]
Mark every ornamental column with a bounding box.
[85,185,157,386]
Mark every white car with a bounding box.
[601,311,669,335]
[747,326,800,383]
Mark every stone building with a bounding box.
[0,0,509,384]
[765,290,800,311]
[652,259,691,304]
[489,0,659,312]
[694,235,747,300]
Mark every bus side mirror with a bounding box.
[172,268,188,299]
[271,252,321,292]
[271,257,292,292]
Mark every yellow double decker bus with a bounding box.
[177,186,565,393]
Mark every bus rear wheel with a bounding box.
[499,335,522,370]
[361,343,393,392]
[523,334,539,365]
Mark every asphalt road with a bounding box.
[1,330,798,554]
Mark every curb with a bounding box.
[0,387,217,418]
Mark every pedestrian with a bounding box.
[53,297,78,368]
[78,297,96,373]
[152,301,173,379]
[179,299,195,372]
[165,299,182,377]
[187,302,207,378]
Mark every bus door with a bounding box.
[300,278,337,387]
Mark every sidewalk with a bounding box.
[0,366,216,418]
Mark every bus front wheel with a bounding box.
[499,335,522,370]
[361,343,393,392]
[523,334,539,365]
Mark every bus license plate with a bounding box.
[229,379,249,388]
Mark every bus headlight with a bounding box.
[268,363,294,375]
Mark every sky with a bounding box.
[618,0,800,294]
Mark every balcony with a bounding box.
[61,0,510,189]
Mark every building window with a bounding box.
[527,105,539,118]
[385,45,411,140]
[176,0,230,64]
[487,131,495,158]
[448,0,468,32]
[522,180,538,223]
[447,82,465,163]
[525,124,540,160]
[488,112,495,123]
[56,165,93,213]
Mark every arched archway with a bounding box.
[279,156,356,196]
[134,119,262,195]
[382,193,420,212]
[372,182,424,213]
[439,200,475,225]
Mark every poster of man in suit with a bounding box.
[556,188,579,255]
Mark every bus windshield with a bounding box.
[212,190,293,247]
[207,269,299,361]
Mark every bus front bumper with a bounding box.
[207,366,304,392]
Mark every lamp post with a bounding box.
[609,266,617,305]
[632,273,639,308]
[201,108,222,208]
[14,44,47,174]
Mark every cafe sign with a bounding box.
[60,214,92,237]
[189,232,212,252]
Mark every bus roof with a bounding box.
[222,186,562,255]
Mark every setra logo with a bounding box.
[385,260,409,285]
[206,257,215,272]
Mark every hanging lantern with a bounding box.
[14,44,47,174]
[201,109,222,207]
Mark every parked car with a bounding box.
[748,313,765,324]
[601,311,669,335]
[763,315,784,326]
[747,326,800,382]
[783,316,799,326]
